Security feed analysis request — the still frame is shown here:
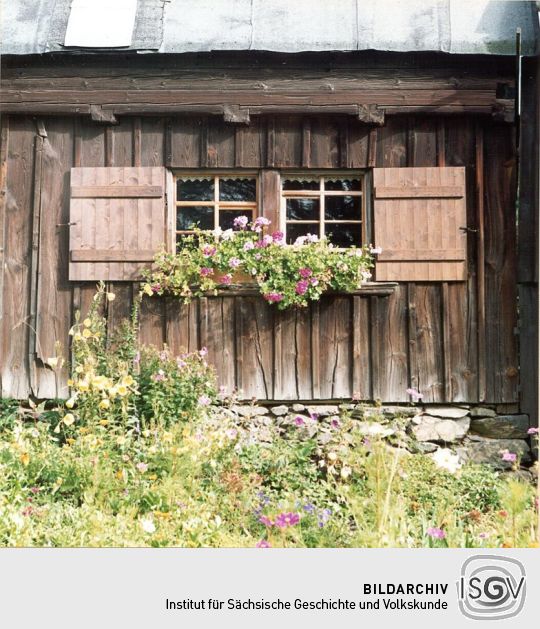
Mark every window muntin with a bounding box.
[281,174,364,247]
[175,175,258,243]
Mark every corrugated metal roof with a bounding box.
[1,0,537,56]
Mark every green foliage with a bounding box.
[141,219,373,309]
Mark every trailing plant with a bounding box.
[141,217,375,309]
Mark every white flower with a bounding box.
[431,448,462,474]
[213,226,223,237]
[221,229,235,241]
[370,246,383,255]
[294,236,307,246]
[341,466,352,479]
[140,518,156,534]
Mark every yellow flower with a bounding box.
[99,399,110,410]
[67,379,74,387]
[117,385,128,397]
[77,380,89,392]
[66,397,76,409]
[121,374,134,387]
[63,413,75,426]
[74,332,83,342]
[108,386,118,399]
[66,438,76,445]
[75,365,84,374]
[148,474,158,481]
[83,318,92,327]
[99,419,109,426]
[143,284,153,297]
[107,292,116,301]
[20,452,30,466]
[82,328,92,339]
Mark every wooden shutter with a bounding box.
[69,166,169,281]
[373,167,467,281]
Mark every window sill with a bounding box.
[199,282,397,298]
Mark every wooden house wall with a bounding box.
[0,113,519,403]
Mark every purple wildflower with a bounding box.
[331,418,340,429]
[274,512,300,529]
[426,527,446,539]
[294,416,305,426]
[318,508,332,528]
[406,387,424,402]
[303,503,316,514]
[151,370,166,382]
[527,427,539,435]
[256,539,271,548]
[501,450,517,463]
[259,515,274,527]
[198,394,211,406]
[136,462,148,473]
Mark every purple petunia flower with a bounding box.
[426,527,446,539]
[295,280,309,295]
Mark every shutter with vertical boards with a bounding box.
[69,166,169,281]
[373,167,467,282]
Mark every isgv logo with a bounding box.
[457,555,526,620]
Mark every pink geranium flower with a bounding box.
[295,280,309,295]
[263,293,284,303]
[200,267,214,277]
[233,215,249,230]
[202,244,216,258]
[299,267,313,279]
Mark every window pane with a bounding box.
[177,206,214,230]
[219,209,254,230]
[177,178,214,201]
[324,178,361,192]
[325,225,362,248]
[283,178,319,191]
[286,198,320,221]
[286,223,318,244]
[219,177,256,202]
[325,196,361,220]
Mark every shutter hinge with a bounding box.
[459,226,478,233]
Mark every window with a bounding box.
[281,173,365,247]
[175,174,258,244]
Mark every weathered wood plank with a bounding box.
[352,296,371,399]
[319,296,351,399]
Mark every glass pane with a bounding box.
[286,198,320,221]
[219,178,256,202]
[219,209,254,230]
[325,196,361,221]
[282,178,319,191]
[325,225,362,248]
[324,178,361,192]
[286,223,319,244]
[177,178,214,201]
[176,206,214,230]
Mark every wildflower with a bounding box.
[299,268,313,279]
[140,517,155,534]
[527,427,539,434]
[431,448,462,474]
[198,394,211,406]
[122,374,135,387]
[82,328,92,339]
[233,215,249,230]
[176,358,186,369]
[318,508,332,528]
[200,267,214,277]
[426,527,446,540]
[274,512,300,528]
[107,292,116,301]
[199,347,208,357]
[479,532,489,540]
[294,416,305,426]
[256,539,271,548]
[243,241,255,251]
[136,462,148,473]
[263,292,284,303]
[340,466,352,479]
[202,244,216,258]
[66,397,76,409]
[63,413,75,426]
[229,257,241,268]
[498,510,508,519]
[406,387,424,402]
[501,450,517,463]
[83,318,92,327]
[151,370,166,382]
[20,452,30,466]
[370,246,383,255]
[219,274,233,285]
[295,280,309,295]
[117,385,129,397]
[272,231,284,243]
[259,515,274,527]
[226,429,238,440]
[331,418,340,429]
[30,487,40,494]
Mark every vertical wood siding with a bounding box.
[0,114,519,402]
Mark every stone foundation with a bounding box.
[220,402,537,472]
